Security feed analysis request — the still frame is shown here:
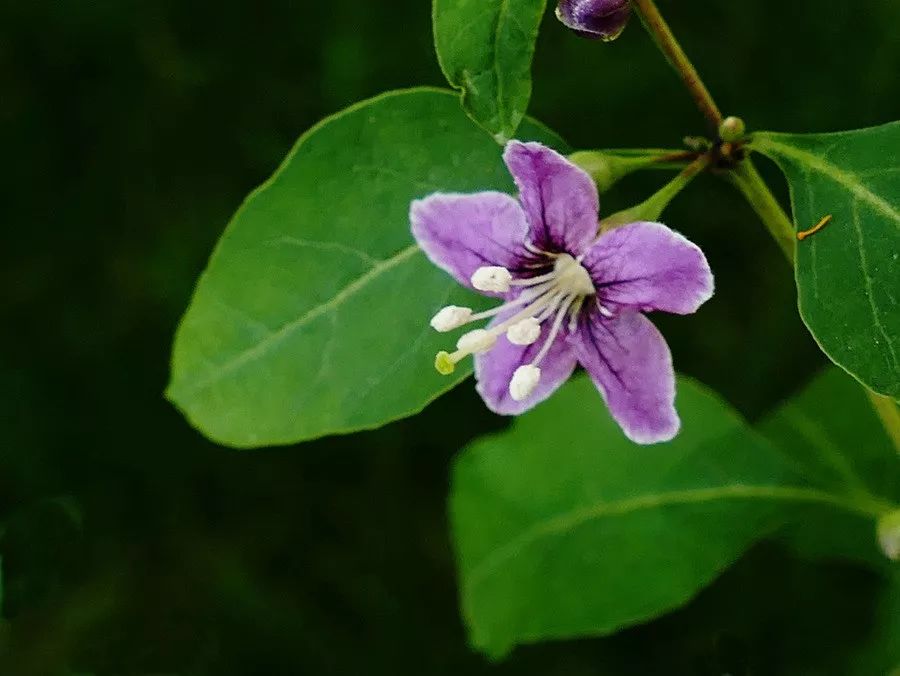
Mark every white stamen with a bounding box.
[430,251,600,378]
[523,241,544,256]
[598,303,614,318]
[506,317,541,345]
[535,291,565,322]
[509,271,557,287]
[533,295,576,366]
[456,329,496,354]
[471,266,513,293]
[568,297,585,331]
[509,365,541,401]
[430,305,473,332]
[469,280,555,321]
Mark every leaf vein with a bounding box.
[180,245,421,395]
[851,201,900,372]
[757,136,900,227]
[268,236,383,267]
[464,484,888,591]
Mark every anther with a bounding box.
[456,329,497,354]
[471,266,513,293]
[509,364,541,401]
[430,305,473,332]
[506,318,541,346]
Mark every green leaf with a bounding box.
[761,368,899,502]
[759,368,900,567]
[433,0,548,142]
[753,122,900,400]
[166,87,567,448]
[450,376,879,658]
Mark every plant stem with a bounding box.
[632,0,723,132]
[727,159,796,261]
[632,0,900,458]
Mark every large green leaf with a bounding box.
[753,123,900,400]
[433,0,547,142]
[760,367,900,567]
[167,87,567,448]
[450,376,881,658]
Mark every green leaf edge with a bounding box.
[752,121,900,402]
[165,86,568,448]
[451,374,897,657]
[432,0,549,143]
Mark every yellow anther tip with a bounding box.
[434,351,456,375]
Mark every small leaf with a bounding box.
[753,123,900,400]
[450,376,864,658]
[760,368,900,567]
[433,0,548,142]
[167,87,567,448]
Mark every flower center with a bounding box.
[430,253,600,401]
[552,254,595,297]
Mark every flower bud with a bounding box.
[877,509,900,561]
[555,0,632,42]
[718,116,746,143]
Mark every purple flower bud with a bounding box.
[555,0,631,41]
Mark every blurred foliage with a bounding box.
[1,0,899,673]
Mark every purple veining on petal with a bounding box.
[582,221,714,314]
[503,141,600,256]
[570,310,679,444]
[410,191,533,295]
[409,143,716,443]
[475,311,578,415]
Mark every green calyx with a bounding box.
[569,150,684,193]
[599,155,709,229]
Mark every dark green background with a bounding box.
[2,1,898,673]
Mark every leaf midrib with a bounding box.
[754,135,900,227]
[175,244,421,397]
[464,483,893,591]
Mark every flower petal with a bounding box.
[475,318,577,415]
[410,192,530,292]
[503,141,600,255]
[582,221,714,314]
[570,310,678,444]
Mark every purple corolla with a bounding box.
[410,141,713,444]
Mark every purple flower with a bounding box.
[410,142,713,444]
[555,0,632,42]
